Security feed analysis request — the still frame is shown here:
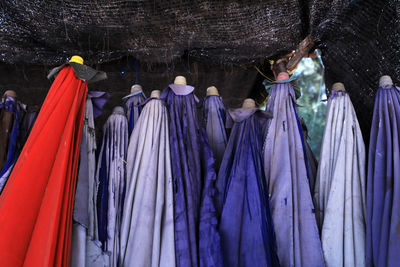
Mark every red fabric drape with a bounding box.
[0,66,87,267]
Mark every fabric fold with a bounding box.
[216,108,279,267]
[263,82,325,267]
[119,98,175,267]
[70,91,109,267]
[96,106,128,267]
[161,86,224,267]
[124,91,146,137]
[314,90,366,267]
[366,85,400,267]
[202,95,227,170]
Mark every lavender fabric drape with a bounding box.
[124,91,146,137]
[202,95,227,170]
[366,85,400,267]
[70,91,109,267]
[314,90,366,267]
[215,107,279,267]
[263,82,324,267]
[119,98,175,267]
[161,85,223,267]
[96,106,128,267]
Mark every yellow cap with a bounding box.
[69,55,84,65]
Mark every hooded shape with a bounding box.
[123,91,146,136]
[366,85,400,267]
[0,65,87,266]
[96,106,128,267]
[263,81,325,267]
[0,96,23,193]
[215,107,279,267]
[70,91,109,267]
[161,85,224,267]
[314,90,366,267]
[119,98,175,267]
[202,95,227,170]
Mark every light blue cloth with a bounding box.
[120,98,176,267]
[263,82,325,267]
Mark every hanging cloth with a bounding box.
[70,91,109,267]
[0,58,106,267]
[0,95,16,169]
[202,95,227,170]
[123,91,146,136]
[161,84,224,267]
[215,107,280,267]
[18,105,39,150]
[96,106,128,267]
[300,119,318,195]
[263,73,324,267]
[0,96,23,193]
[314,90,366,267]
[366,84,400,266]
[119,97,175,267]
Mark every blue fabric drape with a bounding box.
[215,107,279,267]
[263,82,324,267]
[366,85,400,267]
[202,95,227,171]
[161,86,224,267]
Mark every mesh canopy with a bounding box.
[0,0,399,137]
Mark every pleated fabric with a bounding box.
[161,85,224,267]
[215,108,280,267]
[0,96,22,193]
[96,106,128,267]
[124,91,146,137]
[366,85,400,267]
[0,65,87,267]
[263,81,325,267]
[119,98,175,267]
[203,95,227,170]
[314,90,366,267]
[70,91,109,267]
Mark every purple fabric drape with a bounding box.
[202,95,227,170]
[215,107,279,267]
[124,91,146,137]
[96,106,128,267]
[263,82,324,267]
[366,85,400,267]
[161,85,224,267]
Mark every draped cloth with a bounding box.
[0,96,22,193]
[96,106,128,267]
[119,98,175,267]
[300,120,318,195]
[203,95,227,170]
[0,65,87,267]
[70,91,109,267]
[215,107,279,267]
[366,85,400,267]
[124,91,146,137]
[263,81,324,267]
[161,85,224,267]
[314,90,366,267]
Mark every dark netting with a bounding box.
[0,0,399,139]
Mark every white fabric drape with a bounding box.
[314,91,366,267]
[119,99,175,267]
